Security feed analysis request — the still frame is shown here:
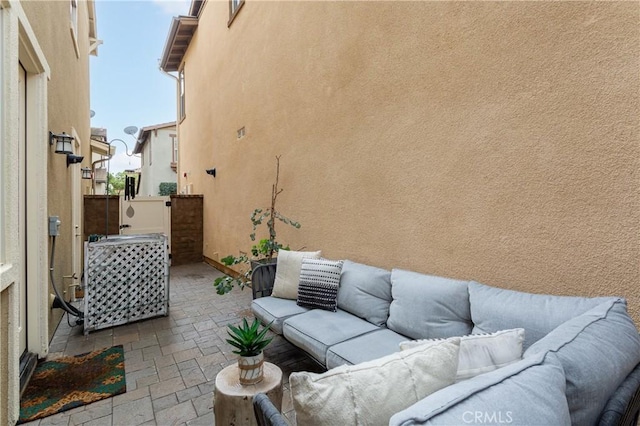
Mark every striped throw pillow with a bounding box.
[297,259,344,311]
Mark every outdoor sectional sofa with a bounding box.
[251,259,640,425]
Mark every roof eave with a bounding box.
[160,16,199,72]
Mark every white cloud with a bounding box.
[109,152,141,174]
[153,0,191,16]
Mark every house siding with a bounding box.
[0,0,93,422]
[177,2,640,322]
[21,0,92,341]
[139,126,177,196]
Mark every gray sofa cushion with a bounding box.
[325,328,407,369]
[387,269,471,340]
[336,260,392,326]
[251,297,309,335]
[390,352,570,426]
[524,299,640,426]
[468,281,614,350]
[283,309,379,365]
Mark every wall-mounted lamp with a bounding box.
[49,132,74,155]
[205,168,216,178]
[66,154,84,167]
[81,167,93,179]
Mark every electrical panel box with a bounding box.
[48,216,61,236]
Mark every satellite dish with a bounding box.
[123,126,138,135]
[90,110,95,118]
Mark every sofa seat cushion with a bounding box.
[325,328,407,369]
[337,261,392,326]
[283,309,380,365]
[400,328,525,382]
[291,338,461,426]
[524,299,640,426]
[251,297,309,335]
[387,269,472,340]
[468,281,615,350]
[390,352,570,426]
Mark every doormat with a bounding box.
[18,345,126,424]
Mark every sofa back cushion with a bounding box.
[336,260,392,326]
[524,299,640,426]
[468,281,614,350]
[387,269,471,340]
[390,352,570,426]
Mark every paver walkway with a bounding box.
[22,262,322,426]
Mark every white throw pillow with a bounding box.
[271,250,321,300]
[400,328,524,382]
[290,337,461,426]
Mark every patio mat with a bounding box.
[18,345,126,424]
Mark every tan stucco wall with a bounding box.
[179,2,639,322]
[22,0,92,340]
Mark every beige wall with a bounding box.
[21,0,92,339]
[179,2,639,322]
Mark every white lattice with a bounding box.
[84,234,170,334]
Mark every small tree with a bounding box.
[107,172,125,195]
[249,155,300,260]
[214,155,301,295]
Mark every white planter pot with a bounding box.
[238,352,264,385]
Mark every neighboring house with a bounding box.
[0,1,97,423]
[90,127,112,195]
[133,122,178,196]
[160,1,639,323]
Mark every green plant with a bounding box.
[226,318,273,357]
[214,155,301,295]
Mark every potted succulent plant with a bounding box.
[226,318,273,385]
[214,155,301,296]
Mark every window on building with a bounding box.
[170,134,178,163]
[148,140,152,166]
[228,0,244,26]
[179,68,186,121]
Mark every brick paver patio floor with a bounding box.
[22,262,322,426]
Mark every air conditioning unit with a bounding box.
[94,168,107,183]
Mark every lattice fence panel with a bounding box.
[84,234,169,334]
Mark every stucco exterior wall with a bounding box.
[21,0,92,340]
[140,127,177,196]
[179,2,639,322]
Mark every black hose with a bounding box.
[49,236,84,318]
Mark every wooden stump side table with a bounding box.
[214,362,283,426]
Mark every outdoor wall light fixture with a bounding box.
[205,168,216,178]
[49,131,74,155]
[81,167,93,179]
[66,154,84,167]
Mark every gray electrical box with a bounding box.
[48,216,61,236]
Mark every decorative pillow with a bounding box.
[296,258,344,311]
[271,250,321,300]
[290,337,461,426]
[400,328,525,382]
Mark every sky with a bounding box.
[90,0,190,173]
